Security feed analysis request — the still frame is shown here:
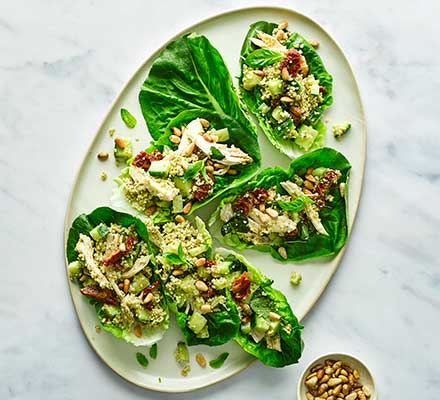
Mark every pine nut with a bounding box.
[195,353,206,367]
[325,367,334,375]
[318,384,328,395]
[118,282,124,289]
[342,384,350,395]
[259,202,266,212]
[305,174,317,183]
[306,372,317,380]
[339,375,349,383]
[311,364,323,373]
[345,393,358,400]
[268,312,281,321]
[309,39,320,48]
[123,279,130,293]
[145,205,157,216]
[175,215,185,223]
[200,304,212,314]
[278,20,288,30]
[317,369,325,380]
[134,324,142,338]
[227,169,238,175]
[275,30,286,41]
[199,118,210,128]
[353,370,360,380]
[266,208,278,218]
[143,292,154,303]
[362,386,371,397]
[97,151,109,161]
[195,258,206,267]
[254,69,265,77]
[358,391,366,400]
[214,163,225,169]
[328,378,342,387]
[182,202,192,214]
[171,126,182,136]
[205,165,214,173]
[169,135,181,144]
[278,246,288,259]
[306,393,314,400]
[195,280,208,292]
[184,142,195,156]
[281,67,290,81]
[203,133,213,142]
[306,376,318,388]
[306,167,314,175]
[321,374,330,383]
[115,137,125,148]
[172,270,183,276]
[304,180,314,190]
[79,275,87,282]
[340,369,348,376]
[280,96,294,103]
[333,384,342,396]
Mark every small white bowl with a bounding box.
[297,353,377,400]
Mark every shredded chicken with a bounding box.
[121,255,151,279]
[250,30,287,53]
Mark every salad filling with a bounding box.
[211,148,351,261]
[240,21,333,155]
[66,208,169,345]
[217,250,303,367]
[118,118,253,219]
[154,217,240,346]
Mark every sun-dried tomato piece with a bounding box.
[132,149,163,170]
[80,284,118,305]
[251,187,269,203]
[102,236,136,266]
[315,170,340,196]
[204,259,216,268]
[142,279,160,297]
[284,229,298,238]
[192,182,213,201]
[231,272,251,301]
[279,49,303,77]
[233,192,254,215]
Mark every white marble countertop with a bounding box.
[1,0,439,399]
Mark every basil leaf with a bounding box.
[210,147,225,160]
[277,196,314,212]
[244,49,283,67]
[184,160,205,180]
[149,343,158,359]
[209,352,229,369]
[136,352,149,368]
[120,108,137,128]
[163,252,183,265]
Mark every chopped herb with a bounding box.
[120,108,137,128]
[210,146,225,160]
[163,244,190,266]
[95,324,101,333]
[209,352,229,369]
[108,128,115,137]
[100,171,107,181]
[136,352,149,368]
[277,196,314,212]
[184,160,206,180]
[149,343,158,359]
[158,377,162,383]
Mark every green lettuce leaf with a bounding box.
[66,207,170,345]
[244,49,284,67]
[216,248,303,367]
[211,148,351,261]
[239,21,333,157]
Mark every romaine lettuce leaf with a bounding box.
[239,21,333,158]
[66,207,170,346]
[216,248,303,367]
[211,148,351,261]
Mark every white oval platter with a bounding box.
[64,6,366,393]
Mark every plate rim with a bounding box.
[63,4,367,393]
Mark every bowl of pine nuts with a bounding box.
[297,353,377,400]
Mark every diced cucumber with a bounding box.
[313,167,328,178]
[255,316,270,333]
[215,261,232,276]
[267,79,284,96]
[242,71,262,91]
[293,174,304,186]
[114,137,132,163]
[129,274,150,295]
[268,320,281,336]
[188,245,209,257]
[214,128,229,142]
[101,304,120,319]
[149,160,171,178]
[68,261,83,280]
[295,125,318,151]
[310,82,320,96]
[188,312,207,334]
[136,307,150,323]
[258,103,271,114]
[241,321,251,335]
[89,223,109,241]
[172,195,183,214]
[275,118,294,137]
[174,177,193,197]
[272,106,289,123]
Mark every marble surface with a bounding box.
[1,0,439,399]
